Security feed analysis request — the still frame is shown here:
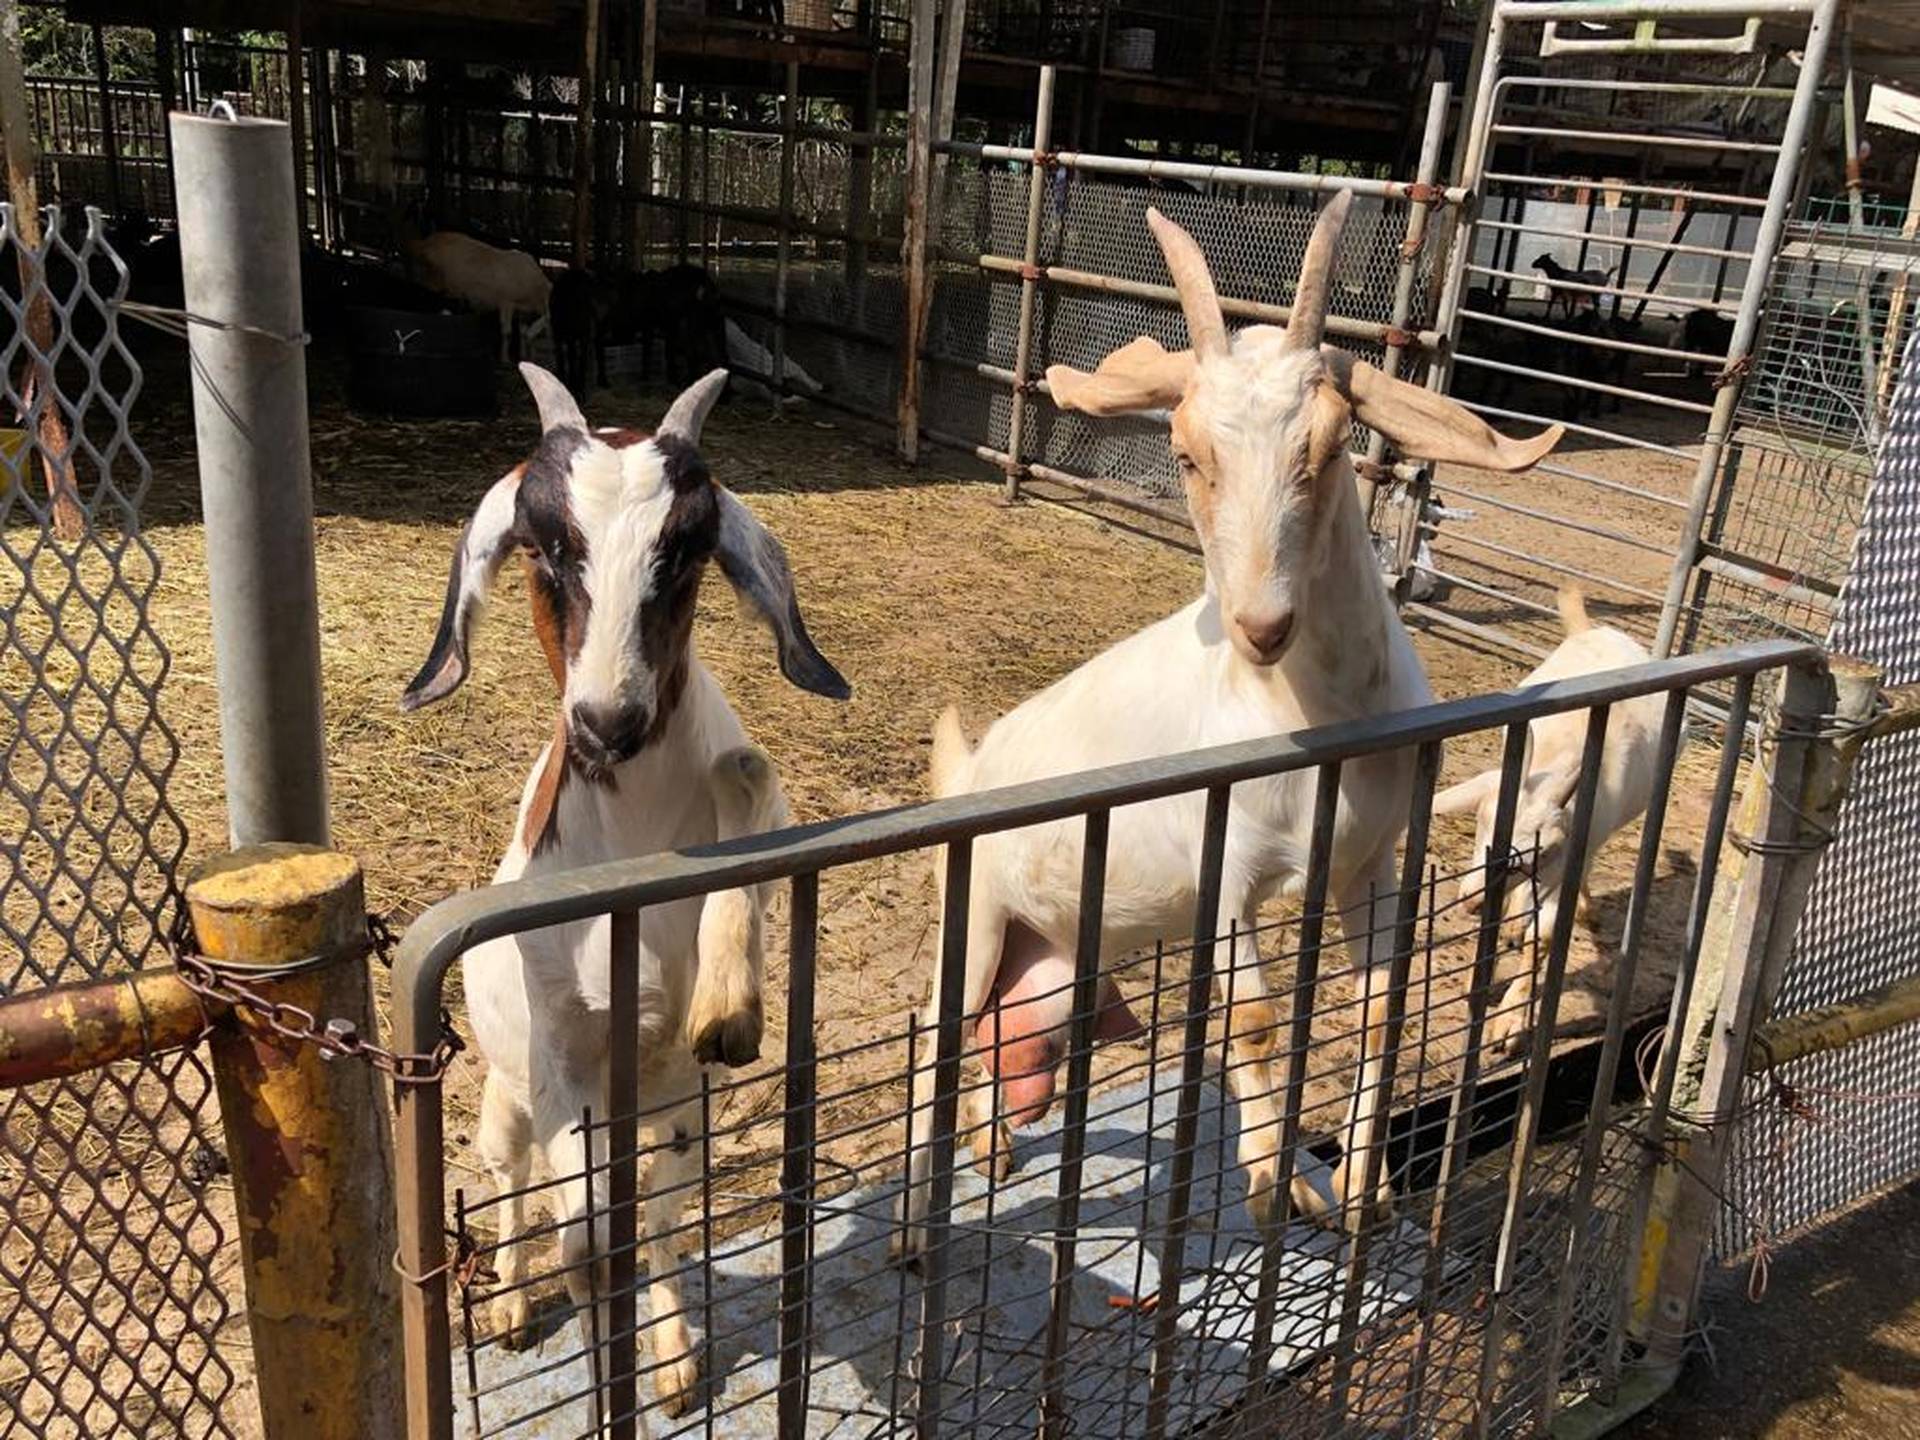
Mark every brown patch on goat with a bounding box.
[1306,384,1353,483]
[521,710,571,855]
[524,555,568,690]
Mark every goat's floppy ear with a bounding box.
[400,467,526,711]
[714,488,852,700]
[1515,752,1583,839]
[1046,337,1197,417]
[1433,769,1501,817]
[1323,349,1564,471]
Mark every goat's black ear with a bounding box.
[713,488,850,701]
[401,468,526,711]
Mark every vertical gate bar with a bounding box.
[1472,705,1613,1437]
[1605,671,1754,1380]
[1142,783,1233,1440]
[1328,739,1440,1414]
[778,871,821,1440]
[1535,688,1688,1428]
[890,1011,919,1428]
[1408,718,1530,1402]
[1838,23,1883,442]
[455,1187,483,1438]
[772,59,798,404]
[607,911,641,1440]
[1245,759,1343,1383]
[1365,79,1452,515]
[1653,0,1841,656]
[999,63,1056,503]
[1038,807,1112,1440]
[89,23,123,216]
[701,1072,716,1440]
[1424,5,1508,396]
[914,838,974,1440]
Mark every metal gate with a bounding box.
[390,640,1817,1439]
[0,206,240,1435]
[1422,0,1840,663]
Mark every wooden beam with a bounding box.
[570,0,601,268]
[90,21,124,213]
[0,0,84,541]
[894,0,937,462]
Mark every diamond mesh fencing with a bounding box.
[1,206,240,1436]
[1719,330,1920,1256]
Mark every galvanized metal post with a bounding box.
[1637,657,1878,1363]
[1000,64,1056,503]
[1838,21,1882,445]
[187,843,402,1440]
[1652,0,1841,657]
[1366,80,1450,526]
[172,112,330,848]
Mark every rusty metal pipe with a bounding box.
[0,969,210,1089]
[188,843,402,1440]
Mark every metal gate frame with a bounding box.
[388,639,1822,1440]
[1422,0,1843,664]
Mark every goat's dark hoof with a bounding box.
[692,1008,762,1068]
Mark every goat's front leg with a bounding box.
[640,1113,704,1418]
[892,881,1006,1264]
[686,887,764,1066]
[477,1069,537,1349]
[1330,855,1404,1228]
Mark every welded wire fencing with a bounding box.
[0,205,239,1436]
[391,637,1819,1439]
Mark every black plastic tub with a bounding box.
[345,305,498,418]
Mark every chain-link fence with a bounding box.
[1,205,241,1436]
[1719,330,1920,1256]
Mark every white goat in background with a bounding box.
[405,228,553,362]
[1434,585,1682,1054]
[895,194,1564,1255]
[400,364,850,1414]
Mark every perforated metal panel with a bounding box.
[1721,331,1920,1254]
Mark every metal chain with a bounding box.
[168,913,464,1085]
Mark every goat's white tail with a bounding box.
[1556,584,1593,637]
[929,706,974,797]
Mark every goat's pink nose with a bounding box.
[1235,609,1294,660]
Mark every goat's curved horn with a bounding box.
[518,362,587,434]
[659,368,730,446]
[1283,190,1353,353]
[1146,209,1228,359]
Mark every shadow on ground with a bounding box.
[1624,1176,1920,1440]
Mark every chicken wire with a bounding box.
[1719,330,1920,1255]
[0,206,239,1436]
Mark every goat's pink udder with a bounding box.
[976,950,1143,1128]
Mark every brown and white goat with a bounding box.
[401,364,849,1414]
[895,194,1564,1254]
[1434,586,1683,1054]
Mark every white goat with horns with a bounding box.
[896,193,1564,1253]
[400,363,851,1414]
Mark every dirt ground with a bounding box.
[1625,1178,1920,1440]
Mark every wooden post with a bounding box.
[637,0,658,263]
[895,0,938,461]
[571,0,603,269]
[187,844,402,1440]
[772,60,798,404]
[0,0,84,542]
[1638,657,1881,1365]
[845,57,877,301]
[90,21,123,215]
[1876,153,1920,416]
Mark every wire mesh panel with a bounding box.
[1720,332,1920,1253]
[1423,3,1829,664]
[0,206,239,1435]
[393,642,1808,1439]
[1669,217,1915,659]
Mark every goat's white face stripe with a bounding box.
[566,439,677,717]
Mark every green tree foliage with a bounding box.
[19,13,154,80]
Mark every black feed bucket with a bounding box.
[345,305,498,418]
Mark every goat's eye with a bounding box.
[1174,453,1198,479]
